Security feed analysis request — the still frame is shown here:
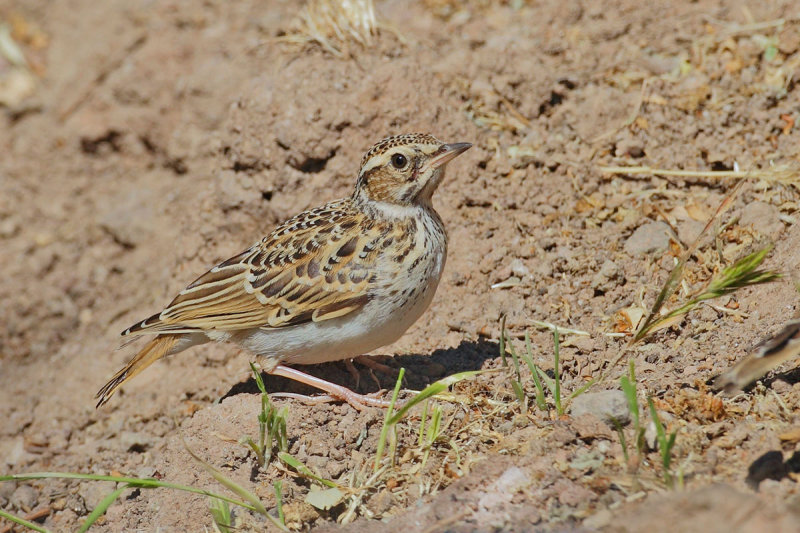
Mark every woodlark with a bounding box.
[96,133,471,409]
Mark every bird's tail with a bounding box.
[95,334,181,407]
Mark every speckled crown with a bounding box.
[360,133,441,168]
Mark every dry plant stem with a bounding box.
[594,181,745,384]
[0,508,50,533]
[599,165,800,187]
[632,180,745,343]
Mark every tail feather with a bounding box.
[96,334,181,407]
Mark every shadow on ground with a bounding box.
[221,338,499,400]
[746,450,800,490]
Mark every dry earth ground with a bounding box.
[1,0,800,531]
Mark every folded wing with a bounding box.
[123,201,379,336]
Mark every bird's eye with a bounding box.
[390,153,407,169]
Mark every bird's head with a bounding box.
[353,133,471,208]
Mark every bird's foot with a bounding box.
[269,364,401,411]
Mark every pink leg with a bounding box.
[343,359,362,390]
[269,364,397,410]
[354,355,399,376]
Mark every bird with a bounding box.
[96,133,472,410]
[713,315,800,393]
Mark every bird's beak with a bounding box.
[429,142,472,169]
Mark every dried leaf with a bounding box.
[305,487,345,511]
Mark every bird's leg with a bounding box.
[353,355,399,377]
[343,359,362,391]
[269,364,397,410]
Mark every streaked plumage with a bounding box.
[96,133,471,409]
[714,316,800,392]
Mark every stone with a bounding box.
[615,138,645,158]
[509,258,530,278]
[98,190,155,248]
[0,481,16,506]
[624,221,671,255]
[553,478,596,507]
[591,259,620,291]
[740,201,783,238]
[584,508,613,529]
[78,481,117,511]
[676,219,705,245]
[120,431,155,452]
[570,390,630,427]
[571,413,614,441]
[10,484,38,512]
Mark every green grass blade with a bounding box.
[620,361,640,429]
[78,485,128,533]
[183,443,272,521]
[428,405,442,446]
[552,327,562,415]
[522,331,547,410]
[374,368,406,471]
[274,481,285,526]
[647,397,665,444]
[0,472,257,512]
[209,498,232,533]
[418,399,430,447]
[499,315,508,367]
[0,508,51,533]
[250,362,267,394]
[511,380,525,407]
[506,332,522,380]
[535,366,556,396]
[386,370,482,426]
[633,181,744,342]
[648,396,677,486]
[278,453,339,488]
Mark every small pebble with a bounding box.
[10,484,38,512]
[570,390,630,427]
[624,221,671,255]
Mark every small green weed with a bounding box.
[273,480,285,527]
[241,362,289,467]
[501,319,595,416]
[614,360,680,488]
[647,397,679,487]
[209,499,232,533]
[0,466,289,533]
[616,360,646,462]
[417,399,444,469]
[634,243,779,342]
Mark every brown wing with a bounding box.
[123,200,383,336]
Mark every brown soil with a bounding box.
[2,0,800,531]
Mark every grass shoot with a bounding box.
[242,363,289,468]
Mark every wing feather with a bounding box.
[123,201,386,336]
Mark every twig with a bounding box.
[598,165,800,186]
[527,319,590,336]
[0,507,51,533]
